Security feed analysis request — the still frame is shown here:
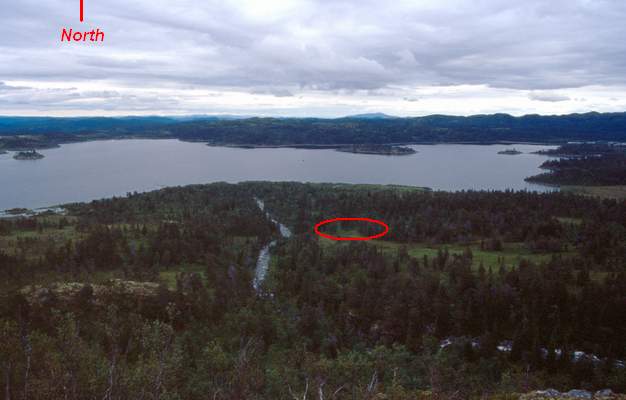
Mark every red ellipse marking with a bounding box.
[314,218,389,241]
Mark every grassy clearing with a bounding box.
[312,182,430,193]
[0,225,81,258]
[388,241,566,270]
[561,185,626,200]
[319,230,569,269]
[556,217,583,225]
[159,264,207,289]
[590,271,610,284]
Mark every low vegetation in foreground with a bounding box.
[1,182,625,399]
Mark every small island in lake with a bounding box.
[337,144,417,155]
[4,208,30,215]
[498,148,522,155]
[13,150,45,160]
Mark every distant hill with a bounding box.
[0,115,260,136]
[169,112,626,145]
[0,116,180,135]
[1,111,626,148]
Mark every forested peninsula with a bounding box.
[526,144,626,186]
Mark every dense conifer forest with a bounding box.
[1,182,625,399]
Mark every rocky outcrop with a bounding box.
[20,279,165,307]
[440,337,624,369]
[520,389,622,400]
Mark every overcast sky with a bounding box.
[1,0,626,117]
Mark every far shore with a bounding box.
[205,140,558,149]
[1,134,562,153]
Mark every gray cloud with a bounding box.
[1,0,626,115]
[250,89,294,97]
[0,81,180,112]
[529,91,571,102]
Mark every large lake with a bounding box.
[0,140,556,210]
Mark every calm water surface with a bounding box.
[0,139,556,210]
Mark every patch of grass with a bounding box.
[317,228,362,242]
[159,264,207,289]
[320,235,570,269]
[561,185,626,200]
[590,271,610,283]
[310,182,430,192]
[0,225,80,258]
[402,241,570,269]
[556,217,583,225]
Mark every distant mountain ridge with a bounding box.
[1,111,626,147]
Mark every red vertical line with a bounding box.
[80,0,84,22]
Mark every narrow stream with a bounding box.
[253,198,292,291]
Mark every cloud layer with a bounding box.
[1,0,626,116]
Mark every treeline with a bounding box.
[172,113,626,145]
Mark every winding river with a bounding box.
[253,198,292,291]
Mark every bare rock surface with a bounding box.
[520,389,621,400]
